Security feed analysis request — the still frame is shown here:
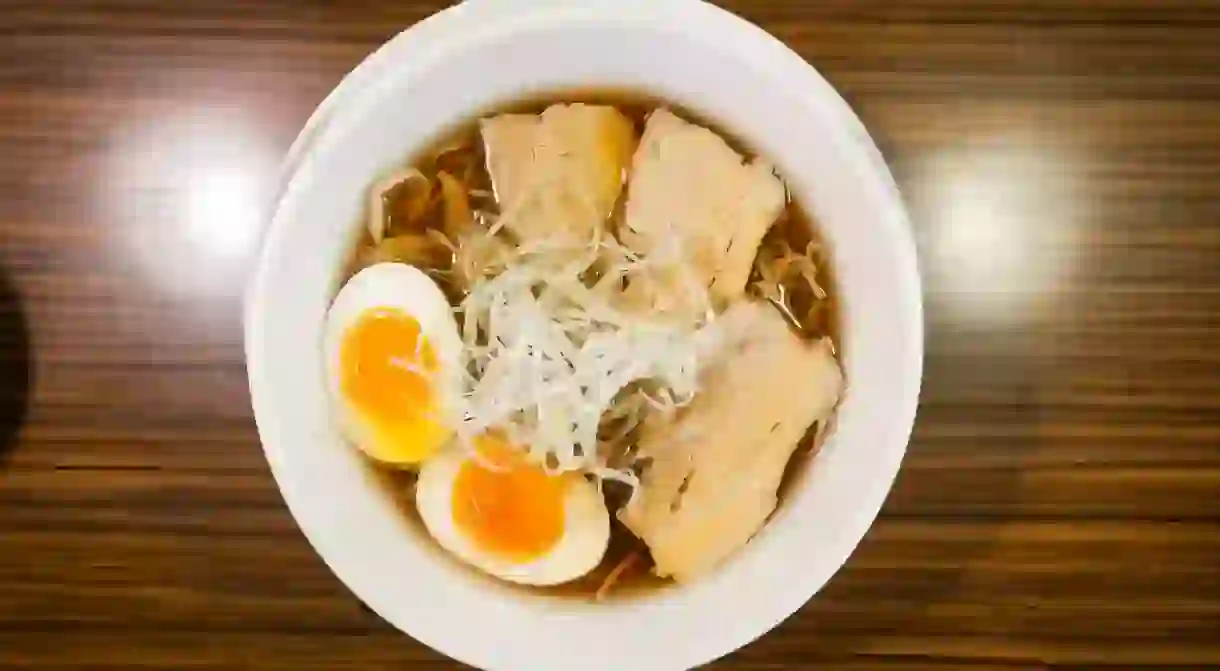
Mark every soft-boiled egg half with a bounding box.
[324,263,463,466]
[417,434,610,586]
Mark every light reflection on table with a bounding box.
[102,103,279,302]
[909,139,1087,328]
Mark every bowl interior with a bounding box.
[247,3,921,669]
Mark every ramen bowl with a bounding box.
[245,0,922,668]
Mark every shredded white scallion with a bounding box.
[453,230,721,484]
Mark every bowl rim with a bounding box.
[247,1,923,669]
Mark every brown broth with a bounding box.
[343,91,842,600]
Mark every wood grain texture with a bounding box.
[0,0,1218,669]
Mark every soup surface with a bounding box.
[329,92,843,599]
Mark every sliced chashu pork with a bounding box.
[481,103,636,247]
[619,109,786,313]
[620,301,844,582]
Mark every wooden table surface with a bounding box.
[1,1,1219,669]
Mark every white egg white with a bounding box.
[415,449,611,586]
[323,263,464,460]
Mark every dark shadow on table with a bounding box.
[0,265,32,466]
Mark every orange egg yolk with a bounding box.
[340,307,438,432]
[452,435,567,562]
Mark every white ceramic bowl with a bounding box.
[246,1,923,669]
